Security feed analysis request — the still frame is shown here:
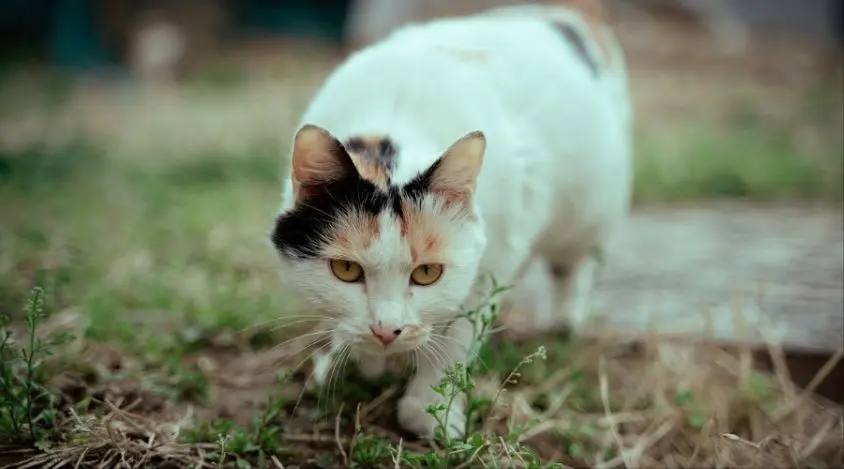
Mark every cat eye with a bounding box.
[410,263,444,286]
[329,259,364,283]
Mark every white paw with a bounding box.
[397,393,466,440]
[355,353,387,381]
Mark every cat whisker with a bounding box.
[236,314,336,334]
[419,340,449,373]
[267,317,337,334]
[319,343,344,413]
[430,333,492,373]
[268,335,334,370]
[268,329,336,354]
[290,340,337,420]
[295,199,335,219]
[326,344,352,414]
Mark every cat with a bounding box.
[269,2,633,439]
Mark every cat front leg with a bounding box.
[397,316,475,440]
[548,248,604,332]
[558,254,600,330]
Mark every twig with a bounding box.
[348,403,362,462]
[773,347,844,422]
[799,415,838,460]
[453,442,490,469]
[597,356,633,469]
[335,403,348,467]
[392,438,403,469]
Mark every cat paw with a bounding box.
[397,393,466,440]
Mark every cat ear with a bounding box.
[290,124,355,200]
[427,131,486,205]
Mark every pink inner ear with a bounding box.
[433,188,468,207]
[295,184,322,202]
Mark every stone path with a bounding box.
[592,204,843,354]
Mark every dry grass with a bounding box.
[3,318,842,468]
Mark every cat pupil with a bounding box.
[345,261,352,271]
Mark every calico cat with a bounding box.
[270,2,633,439]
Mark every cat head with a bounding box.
[271,124,488,357]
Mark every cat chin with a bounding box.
[353,344,415,357]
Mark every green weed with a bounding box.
[0,286,73,445]
[184,391,293,468]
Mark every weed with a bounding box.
[349,433,393,467]
[407,277,556,468]
[0,286,73,444]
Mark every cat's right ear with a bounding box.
[290,124,355,201]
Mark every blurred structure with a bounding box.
[343,0,843,52]
[1,0,840,81]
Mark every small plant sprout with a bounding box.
[0,286,73,445]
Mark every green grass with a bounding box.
[633,104,843,204]
[0,69,842,467]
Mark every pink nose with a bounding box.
[370,324,403,345]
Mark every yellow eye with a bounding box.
[329,259,364,283]
[410,264,444,286]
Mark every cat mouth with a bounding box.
[353,336,427,356]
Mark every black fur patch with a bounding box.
[271,156,442,260]
[552,22,599,77]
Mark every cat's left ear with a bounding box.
[290,124,355,201]
[426,131,486,205]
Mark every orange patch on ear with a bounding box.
[291,125,353,201]
[425,131,485,212]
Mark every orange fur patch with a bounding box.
[401,201,447,265]
[347,153,390,189]
[320,210,380,259]
[345,135,393,189]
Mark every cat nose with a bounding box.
[370,324,403,345]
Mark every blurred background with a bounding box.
[0,0,842,391]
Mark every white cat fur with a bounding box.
[273,5,633,439]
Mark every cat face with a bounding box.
[271,125,488,357]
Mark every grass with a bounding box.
[0,43,842,467]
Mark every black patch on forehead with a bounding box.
[345,136,399,172]
[552,22,599,77]
[272,154,444,260]
[272,176,391,259]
